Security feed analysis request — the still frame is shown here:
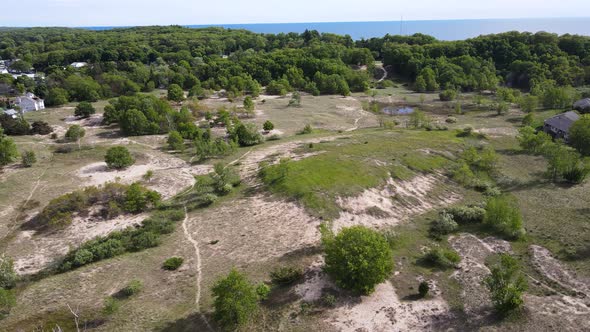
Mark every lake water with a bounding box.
[86,17,590,40]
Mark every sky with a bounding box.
[4,0,590,27]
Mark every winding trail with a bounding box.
[376,65,388,82]
[181,206,213,331]
[10,168,47,231]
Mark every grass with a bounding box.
[260,129,463,219]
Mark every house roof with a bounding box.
[574,98,590,110]
[3,109,18,116]
[544,111,580,133]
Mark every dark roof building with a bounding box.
[574,98,590,113]
[543,111,580,142]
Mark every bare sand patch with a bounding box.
[327,281,450,332]
[333,174,461,231]
[530,245,590,297]
[295,257,335,302]
[474,127,518,137]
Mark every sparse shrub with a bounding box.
[270,266,303,285]
[267,134,281,141]
[74,101,96,118]
[430,212,458,237]
[418,281,430,298]
[167,130,184,151]
[321,293,337,307]
[522,113,535,127]
[50,133,58,140]
[484,195,526,239]
[122,279,143,297]
[323,225,394,295]
[421,248,460,269]
[263,120,274,132]
[212,269,259,329]
[123,182,161,213]
[105,146,135,170]
[201,193,218,206]
[255,283,271,300]
[0,288,16,318]
[163,257,184,270]
[452,161,476,186]
[31,121,53,135]
[456,126,474,137]
[445,116,458,123]
[103,297,120,315]
[0,255,17,289]
[21,150,36,167]
[439,89,457,101]
[300,124,312,135]
[484,254,527,314]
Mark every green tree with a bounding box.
[517,126,552,154]
[439,89,457,101]
[243,96,254,112]
[0,129,19,167]
[230,123,262,147]
[519,95,539,113]
[21,150,36,167]
[65,125,86,148]
[119,109,151,136]
[483,254,528,314]
[484,195,525,239]
[323,225,394,295]
[167,130,184,152]
[522,113,535,127]
[105,146,135,170]
[167,84,185,102]
[45,88,69,106]
[569,116,590,156]
[74,101,96,118]
[0,255,17,289]
[288,92,301,107]
[0,288,16,318]
[123,182,161,213]
[212,269,259,330]
[414,75,427,92]
[263,120,274,132]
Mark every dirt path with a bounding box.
[181,206,212,331]
[375,64,387,82]
[8,168,47,235]
[345,117,363,132]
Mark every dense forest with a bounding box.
[0,27,589,112]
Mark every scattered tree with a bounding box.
[163,257,184,270]
[483,254,528,314]
[484,195,525,239]
[167,84,185,102]
[167,130,184,152]
[288,92,301,107]
[212,269,259,329]
[74,101,96,118]
[569,116,590,156]
[65,125,85,149]
[21,150,36,167]
[263,120,274,132]
[243,96,254,113]
[0,129,19,167]
[322,225,394,295]
[418,281,430,298]
[105,146,135,170]
[0,255,17,289]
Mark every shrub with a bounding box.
[522,113,535,127]
[418,281,430,298]
[445,116,458,123]
[456,126,474,137]
[122,279,143,297]
[421,248,461,269]
[484,195,525,239]
[31,121,53,135]
[255,283,271,300]
[167,130,184,151]
[300,124,313,135]
[212,269,259,329]
[569,116,590,156]
[65,125,85,143]
[0,255,17,289]
[323,225,394,295]
[430,212,458,237]
[74,101,96,118]
[105,146,135,170]
[263,120,274,132]
[445,205,486,224]
[230,122,262,147]
[439,89,457,101]
[21,150,36,167]
[484,254,527,314]
[270,266,303,285]
[167,84,185,102]
[163,257,184,270]
[0,131,19,167]
[103,297,120,315]
[322,293,337,307]
[123,182,161,213]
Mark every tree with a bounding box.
[322,225,394,295]
[0,288,16,318]
[0,255,17,289]
[522,113,535,127]
[65,125,85,149]
[45,88,70,107]
[167,84,184,102]
[419,281,430,298]
[123,182,161,213]
[569,116,590,156]
[288,92,301,107]
[263,120,274,132]
[212,269,259,329]
[494,101,509,115]
[167,130,184,152]
[484,195,525,239]
[230,122,262,147]
[243,96,254,112]
[439,89,457,101]
[31,121,53,135]
[519,95,539,113]
[483,254,528,314]
[74,101,96,118]
[21,150,36,167]
[105,146,135,170]
[517,126,552,154]
[414,75,427,92]
[0,129,19,167]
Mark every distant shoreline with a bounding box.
[3,17,590,40]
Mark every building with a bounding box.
[70,62,88,68]
[573,98,590,113]
[15,92,45,112]
[3,109,18,118]
[543,111,580,142]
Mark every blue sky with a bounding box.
[5,0,590,27]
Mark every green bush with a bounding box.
[430,212,458,237]
[484,254,527,314]
[74,101,96,118]
[103,297,120,315]
[321,293,337,307]
[445,205,486,224]
[21,150,36,167]
[212,269,259,329]
[445,116,458,123]
[263,120,274,132]
[439,89,457,101]
[269,266,303,285]
[418,281,430,298]
[0,256,17,289]
[300,124,313,135]
[123,182,161,213]
[323,225,394,295]
[105,146,135,170]
[484,195,525,239]
[255,283,271,300]
[421,248,461,269]
[122,279,143,297]
[163,257,184,270]
[0,288,16,318]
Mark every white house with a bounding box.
[70,62,88,68]
[15,93,45,112]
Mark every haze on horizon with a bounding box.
[4,0,590,27]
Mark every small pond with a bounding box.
[382,106,414,115]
